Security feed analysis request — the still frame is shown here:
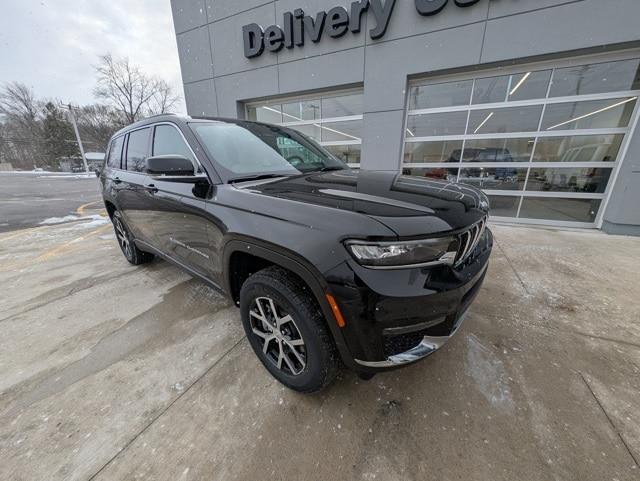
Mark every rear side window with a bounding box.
[107,136,124,169]
[153,124,195,162]
[126,128,151,172]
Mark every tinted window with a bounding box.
[107,136,124,169]
[153,125,195,162]
[126,128,150,172]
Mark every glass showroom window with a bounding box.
[247,91,363,166]
[403,56,640,227]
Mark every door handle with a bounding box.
[145,183,158,194]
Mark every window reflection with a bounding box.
[321,120,363,142]
[282,100,321,122]
[407,111,468,137]
[472,75,509,104]
[472,70,552,104]
[463,138,534,162]
[520,198,601,222]
[550,59,640,97]
[402,167,459,181]
[325,145,361,164]
[533,135,623,162]
[403,140,463,163]
[321,94,363,118]
[542,97,637,131]
[468,106,543,134]
[459,168,527,190]
[409,80,473,110]
[508,70,552,102]
[526,168,611,193]
[487,195,520,217]
[248,105,282,123]
[288,124,321,141]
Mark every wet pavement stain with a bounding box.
[3,279,232,416]
[0,270,135,324]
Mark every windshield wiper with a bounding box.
[228,173,291,184]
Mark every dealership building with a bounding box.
[171,0,640,234]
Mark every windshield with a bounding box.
[191,121,347,181]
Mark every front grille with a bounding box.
[455,217,487,267]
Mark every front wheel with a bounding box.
[240,266,339,393]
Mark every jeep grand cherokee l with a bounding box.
[99,114,492,393]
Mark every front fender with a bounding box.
[221,235,357,370]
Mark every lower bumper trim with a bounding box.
[353,309,469,368]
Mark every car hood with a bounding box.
[235,169,489,237]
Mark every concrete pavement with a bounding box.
[0,212,639,480]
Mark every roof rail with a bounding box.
[145,112,178,119]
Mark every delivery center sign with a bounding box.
[242,0,483,58]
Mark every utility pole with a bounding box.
[64,104,89,175]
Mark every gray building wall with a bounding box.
[171,0,640,233]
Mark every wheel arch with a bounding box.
[104,200,117,219]
[222,236,353,367]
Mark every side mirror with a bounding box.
[146,155,195,176]
[94,168,101,178]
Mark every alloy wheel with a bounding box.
[113,217,132,259]
[249,296,307,375]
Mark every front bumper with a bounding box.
[353,306,471,368]
[325,228,492,372]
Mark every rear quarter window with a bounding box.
[107,136,124,169]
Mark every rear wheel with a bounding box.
[240,266,339,393]
[111,210,154,265]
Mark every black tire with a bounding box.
[111,210,154,265]
[240,266,339,393]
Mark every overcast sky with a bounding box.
[0,0,185,112]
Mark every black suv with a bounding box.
[99,115,492,392]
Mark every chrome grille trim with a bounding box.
[455,217,487,266]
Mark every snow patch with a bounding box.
[40,214,109,228]
[39,215,80,225]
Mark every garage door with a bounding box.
[403,55,640,227]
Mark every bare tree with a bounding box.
[94,54,180,123]
[0,82,47,169]
[76,104,122,151]
[149,79,180,116]
[0,82,42,130]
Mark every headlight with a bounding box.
[345,237,457,269]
